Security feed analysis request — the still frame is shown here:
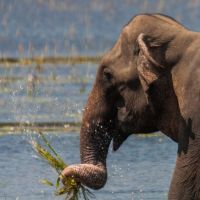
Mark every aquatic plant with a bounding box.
[0,55,101,65]
[31,131,94,200]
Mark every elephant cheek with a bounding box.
[117,106,129,122]
[117,106,133,132]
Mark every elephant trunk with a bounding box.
[62,118,112,190]
[62,82,115,189]
[78,120,112,189]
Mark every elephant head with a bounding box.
[62,14,200,197]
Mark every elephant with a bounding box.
[62,14,200,199]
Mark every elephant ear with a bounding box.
[136,33,164,92]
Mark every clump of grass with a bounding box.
[31,131,94,200]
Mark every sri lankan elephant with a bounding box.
[62,14,200,200]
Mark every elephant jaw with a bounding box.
[61,163,107,190]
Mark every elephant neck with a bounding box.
[148,75,181,142]
[169,136,200,200]
[171,31,200,110]
[170,31,200,141]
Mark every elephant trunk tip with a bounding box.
[80,163,108,190]
[88,172,107,190]
[62,163,108,190]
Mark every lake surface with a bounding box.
[0,0,200,57]
[0,0,199,199]
[0,132,177,200]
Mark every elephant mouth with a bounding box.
[112,120,134,151]
[117,106,139,131]
[112,131,130,151]
[113,106,157,151]
[113,105,139,151]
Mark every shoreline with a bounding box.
[0,55,102,66]
[0,121,162,138]
[0,121,81,135]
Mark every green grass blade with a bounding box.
[55,186,69,196]
[40,179,54,187]
[38,131,59,157]
[31,140,65,172]
[56,177,61,188]
[38,131,67,168]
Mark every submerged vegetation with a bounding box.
[31,131,94,200]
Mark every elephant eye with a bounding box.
[103,68,113,82]
[127,78,140,90]
[133,44,140,55]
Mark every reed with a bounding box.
[0,55,101,65]
[31,131,94,200]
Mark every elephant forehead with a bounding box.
[113,63,138,82]
[121,25,134,41]
[101,36,122,63]
[101,30,133,65]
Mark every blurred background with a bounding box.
[0,0,200,199]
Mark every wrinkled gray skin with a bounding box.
[62,14,200,199]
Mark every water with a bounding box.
[0,0,200,57]
[0,0,199,199]
[0,132,176,200]
[0,63,96,123]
